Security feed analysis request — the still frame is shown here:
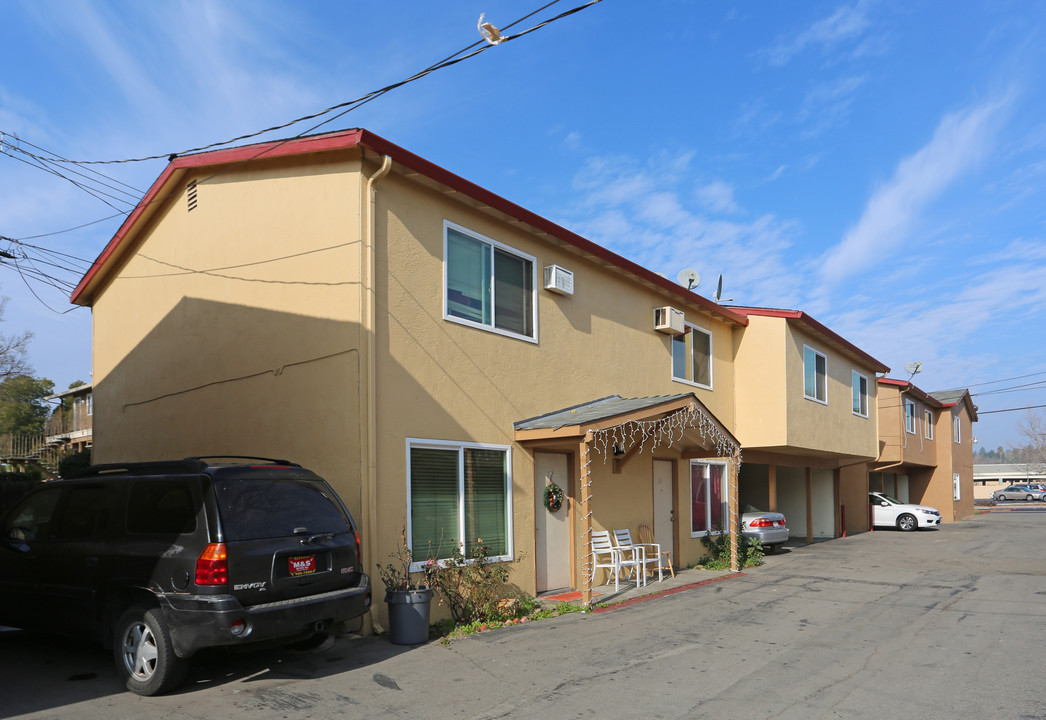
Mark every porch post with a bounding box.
[580,431,594,607]
[729,448,740,572]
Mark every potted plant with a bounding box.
[377,529,438,645]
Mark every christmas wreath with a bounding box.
[543,481,564,512]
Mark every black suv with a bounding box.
[0,457,371,695]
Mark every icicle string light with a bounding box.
[591,403,741,470]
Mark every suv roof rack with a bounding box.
[68,456,300,479]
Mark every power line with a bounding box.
[978,404,1046,415]
[0,0,605,257]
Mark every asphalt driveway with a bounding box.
[3,509,1045,719]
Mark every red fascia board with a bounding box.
[877,378,944,407]
[732,306,889,373]
[72,128,748,326]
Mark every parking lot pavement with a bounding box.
[5,510,1046,720]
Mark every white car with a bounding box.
[869,492,941,531]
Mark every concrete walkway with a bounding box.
[538,564,743,609]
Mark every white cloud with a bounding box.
[797,75,867,136]
[818,96,1011,289]
[695,180,740,214]
[765,3,871,67]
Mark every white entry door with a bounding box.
[535,452,571,592]
[653,460,674,560]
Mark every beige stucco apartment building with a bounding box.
[70,128,977,625]
[871,379,977,522]
[71,130,759,621]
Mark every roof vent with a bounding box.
[187,180,198,212]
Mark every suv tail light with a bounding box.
[354,528,362,561]
[196,543,228,586]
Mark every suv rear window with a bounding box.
[213,477,350,541]
[127,481,197,535]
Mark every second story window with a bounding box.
[924,409,933,439]
[444,223,536,341]
[851,370,869,417]
[904,397,916,434]
[672,324,713,389]
[954,415,961,443]
[803,345,827,404]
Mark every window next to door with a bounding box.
[690,461,728,537]
[672,323,713,389]
[444,222,537,342]
[407,439,513,569]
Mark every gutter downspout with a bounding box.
[362,154,393,633]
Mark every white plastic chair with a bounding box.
[611,529,650,586]
[591,530,626,591]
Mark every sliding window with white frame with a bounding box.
[407,439,513,569]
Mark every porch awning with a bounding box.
[514,393,740,462]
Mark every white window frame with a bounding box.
[904,397,916,434]
[442,221,538,343]
[803,345,828,405]
[954,415,961,444]
[953,472,961,501]
[86,393,93,417]
[924,409,933,439]
[405,438,514,571]
[689,460,729,539]
[671,322,714,390]
[851,370,869,418]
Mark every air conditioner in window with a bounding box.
[654,306,685,334]
[544,264,574,295]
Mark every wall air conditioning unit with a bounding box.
[544,264,574,295]
[654,306,685,334]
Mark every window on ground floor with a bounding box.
[690,460,727,537]
[407,439,512,568]
[953,472,961,501]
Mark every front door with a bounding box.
[653,460,674,561]
[535,452,571,592]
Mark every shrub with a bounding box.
[701,522,763,569]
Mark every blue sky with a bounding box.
[2,0,1045,450]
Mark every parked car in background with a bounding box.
[0,457,371,696]
[741,506,789,553]
[992,485,1046,501]
[868,492,941,531]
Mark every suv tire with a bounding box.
[114,607,187,696]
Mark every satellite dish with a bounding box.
[713,274,733,303]
[904,361,923,376]
[677,269,700,290]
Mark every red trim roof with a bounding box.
[71,129,749,327]
[876,378,944,407]
[729,307,890,373]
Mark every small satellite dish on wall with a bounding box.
[677,269,700,290]
[904,361,923,376]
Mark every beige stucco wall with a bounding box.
[734,315,879,459]
[90,154,368,521]
[875,385,938,467]
[370,170,740,597]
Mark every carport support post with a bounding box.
[580,432,594,607]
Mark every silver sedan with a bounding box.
[992,485,1046,501]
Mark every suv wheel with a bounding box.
[114,607,187,696]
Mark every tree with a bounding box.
[0,375,55,435]
[1017,410,1046,467]
[0,297,32,381]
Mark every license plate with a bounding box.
[288,554,317,576]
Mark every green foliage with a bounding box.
[0,375,54,435]
[376,527,439,592]
[430,541,522,623]
[58,448,92,478]
[700,522,763,569]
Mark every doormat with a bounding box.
[540,590,600,602]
